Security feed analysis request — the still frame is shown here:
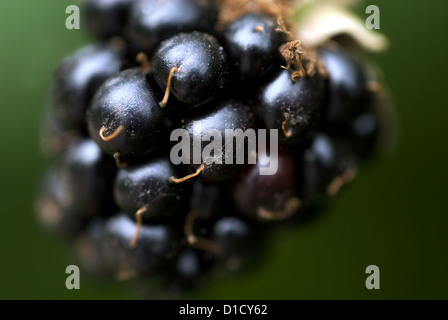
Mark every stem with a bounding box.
[159,67,178,108]
[99,125,124,141]
[130,207,147,248]
[169,163,205,183]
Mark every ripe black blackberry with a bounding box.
[152,31,229,107]
[172,99,255,183]
[222,13,287,82]
[37,0,395,298]
[87,68,166,160]
[127,0,218,56]
[52,42,127,130]
[84,0,136,40]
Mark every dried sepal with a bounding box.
[217,0,294,29]
[280,40,328,81]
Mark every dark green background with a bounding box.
[0,0,446,299]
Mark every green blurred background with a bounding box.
[0,0,447,299]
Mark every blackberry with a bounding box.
[319,46,372,124]
[230,148,300,221]
[256,68,325,145]
[173,99,255,183]
[152,32,229,108]
[99,214,180,278]
[172,249,204,283]
[83,0,136,40]
[127,0,218,56]
[36,138,116,238]
[74,219,112,279]
[87,68,166,160]
[113,156,190,224]
[39,111,80,158]
[223,13,286,82]
[189,180,224,220]
[161,249,209,294]
[38,0,395,298]
[52,43,126,129]
[212,216,253,270]
[342,111,381,159]
[301,133,358,199]
[35,169,87,238]
[58,138,117,217]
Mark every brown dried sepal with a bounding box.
[302,47,329,78]
[135,52,152,74]
[281,112,292,138]
[280,40,329,82]
[280,40,306,81]
[113,152,128,168]
[217,0,294,30]
[129,207,148,248]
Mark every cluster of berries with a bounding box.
[36,0,394,297]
